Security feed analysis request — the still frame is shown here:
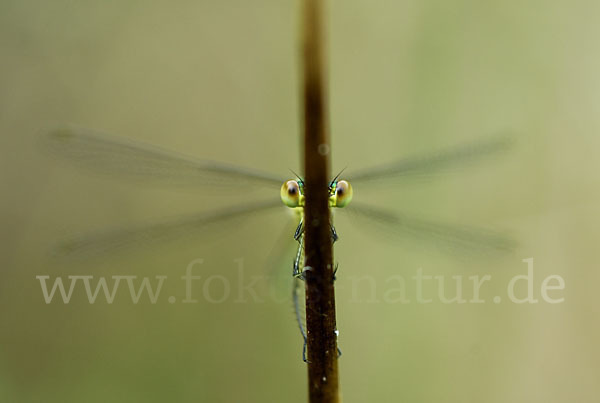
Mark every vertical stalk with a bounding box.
[301,1,339,402]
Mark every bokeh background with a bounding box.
[1,1,599,402]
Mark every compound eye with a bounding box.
[281,180,301,207]
[334,180,353,208]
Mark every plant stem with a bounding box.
[301,1,340,402]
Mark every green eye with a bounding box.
[281,180,303,208]
[331,180,353,208]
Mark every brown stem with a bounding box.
[301,1,340,402]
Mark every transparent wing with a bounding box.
[263,220,302,300]
[346,135,514,185]
[52,199,283,259]
[345,202,516,256]
[41,126,284,188]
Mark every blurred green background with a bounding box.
[1,1,599,402]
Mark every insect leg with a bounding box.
[294,219,304,241]
[330,224,338,243]
[293,233,305,279]
[292,276,309,363]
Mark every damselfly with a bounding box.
[41,126,515,360]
